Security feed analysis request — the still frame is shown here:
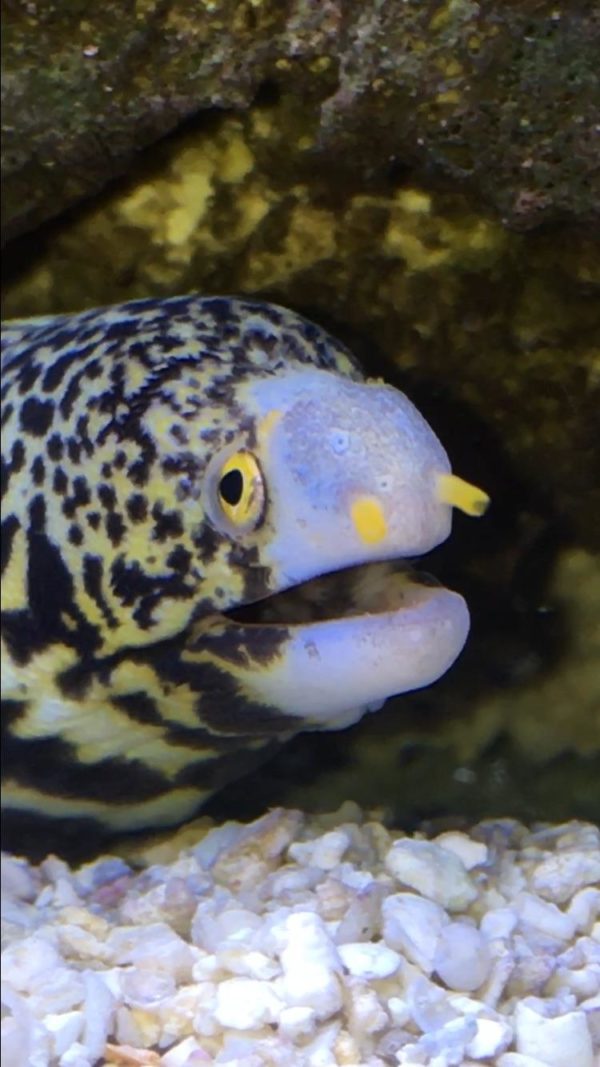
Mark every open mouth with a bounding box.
[226,559,441,628]
[223,471,488,635]
[217,558,470,728]
[209,471,489,725]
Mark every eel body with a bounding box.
[1,295,488,851]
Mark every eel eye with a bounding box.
[216,450,265,529]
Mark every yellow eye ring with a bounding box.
[216,450,265,529]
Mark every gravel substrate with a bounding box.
[1,803,599,1067]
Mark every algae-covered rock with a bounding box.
[2,0,599,243]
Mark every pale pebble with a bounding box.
[579,936,600,964]
[385,839,478,910]
[580,992,600,1043]
[107,922,194,979]
[480,952,517,1010]
[55,923,108,964]
[279,957,343,1021]
[550,962,600,999]
[514,999,594,1067]
[297,1020,341,1066]
[338,864,376,891]
[192,903,262,953]
[58,1043,93,1067]
[44,1010,84,1057]
[1,1012,50,1067]
[76,856,131,891]
[382,893,449,974]
[567,888,600,933]
[554,823,600,852]
[34,884,57,909]
[406,975,458,1032]
[278,1005,317,1039]
[400,1014,477,1065]
[120,967,175,1006]
[288,830,352,869]
[335,884,384,944]
[507,950,557,997]
[40,856,71,884]
[338,941,402,979]
[264,866,322,900]
[433,922,492,992]
[191,952,221,979]
[217,948,280,980]
[80,970,115,1060]
[1,937,63,991]
[161,1036,210,1066]
[214,977,282,1029]
[114,1004,149,1047]
[0,854,40,901]
[480,907,518,941]
[531,851,600,905]
[29,967,86,1015]
[432,832,488,871]
[191,823,247,868]
[515,892,577,942]
[465,1016,513,1059]
[277,912,343,1019]
[346,980,389,1034]
[447,994,501,1017]
[157,985,206,1046]
[387,997,411,1026]
[51,877,81,908]
[191,982,219,1037]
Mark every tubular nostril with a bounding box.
[436,473,490,517]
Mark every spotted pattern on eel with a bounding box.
[1,295,488,855]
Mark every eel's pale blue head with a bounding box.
[251,370,455,583]
[201,365,489,730]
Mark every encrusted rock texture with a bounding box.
[2,807,599,1067]
[2,1,599,243]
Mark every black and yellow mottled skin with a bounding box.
[2,294,482,859]
[2,296,366,854]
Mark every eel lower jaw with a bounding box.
[220,562,470,730]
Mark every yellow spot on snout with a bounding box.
[436,473,490,517]
[351,496,388,545]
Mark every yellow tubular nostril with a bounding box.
[436,473,490,517]
[351,496,388,544]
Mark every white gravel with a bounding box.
[1,804,599,1067]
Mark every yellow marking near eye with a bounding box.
[257,408,282,443]
[351,496,388,545]
[436,473,490,517]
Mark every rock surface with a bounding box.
[2,1,600,243]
